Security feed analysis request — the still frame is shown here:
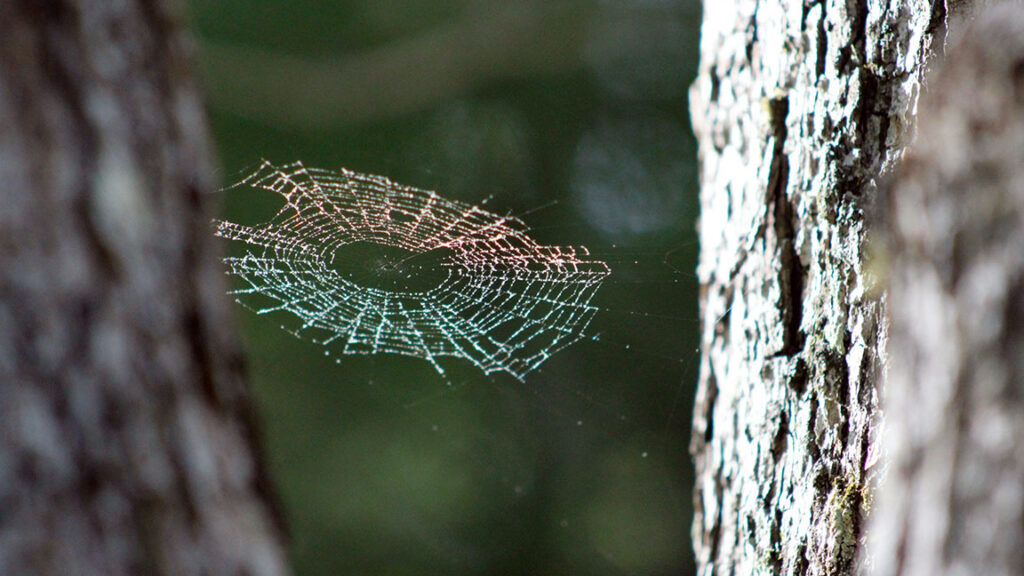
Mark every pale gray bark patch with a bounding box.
[0,2,289,575]
[689,1,948,574]
[868,4,1024,576]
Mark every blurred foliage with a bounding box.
[190,1,702,574]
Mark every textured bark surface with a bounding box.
[0,2,289,575]
[868,4,1024,575]
[689,1,953,574]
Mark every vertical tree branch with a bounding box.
[870,4,1024,575]
[0,2,289,574]
[689,1,947,573]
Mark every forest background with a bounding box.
[193,1,702,575]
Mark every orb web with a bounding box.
[214,160,611,381]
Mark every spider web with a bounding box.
[214,160,611,381]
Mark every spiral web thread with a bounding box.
[214,160,610,381]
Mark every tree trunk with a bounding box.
[868,4,1024,575]
[0,2,289,575]
[689,1,959,574]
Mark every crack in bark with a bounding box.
[765,95,805,358]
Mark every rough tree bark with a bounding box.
[688,1,968,574]
[0,2,289,575]
[868,5,1024,575]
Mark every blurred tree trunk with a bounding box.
[0,2,289,575]
[689,0,965,573]
[868,5,1024,576]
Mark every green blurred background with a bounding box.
[190,1,702,574]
